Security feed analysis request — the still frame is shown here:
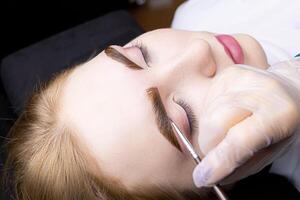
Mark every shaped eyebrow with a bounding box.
[146,87,181,151]
[104,46,143,70]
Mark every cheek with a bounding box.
[99,133,192,189]
[139,141,195,189]
[234,34,269,68]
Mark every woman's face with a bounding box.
[61,29,268,191]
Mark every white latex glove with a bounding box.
[193,59,300,188]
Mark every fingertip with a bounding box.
[192,162,213,188]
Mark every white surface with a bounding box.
[172,0,300,65]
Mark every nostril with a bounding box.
[200,64,216,77]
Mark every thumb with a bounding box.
[193,113,271,187]
[198,104,251,156]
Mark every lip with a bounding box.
[215,34,244,64]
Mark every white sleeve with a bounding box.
[267,59,300,192]
[270,128,300,192]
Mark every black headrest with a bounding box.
[1,10,143,115]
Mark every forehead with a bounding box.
[59,52,177,184]
[130,29,211,65]
[133,29,208,45]
[139,29,197,39]
[61,52,152,147]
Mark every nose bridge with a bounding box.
[154,39,216,89]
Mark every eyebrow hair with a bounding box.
[146,87,181,152]
[104,46,143,70]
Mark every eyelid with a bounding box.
[137,44,150,64]
[174,99,198,136]
[105,46,143,70]
[129,41,151,67]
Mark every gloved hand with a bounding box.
[193,59,300,188]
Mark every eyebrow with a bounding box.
[105,47,181,151]
[104,46,143,70]
[147,87,181,151]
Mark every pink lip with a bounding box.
[215,34,244,64]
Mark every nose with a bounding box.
[160,39,217,82]
[181,39,217,77]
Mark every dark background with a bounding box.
[1,0,130,60]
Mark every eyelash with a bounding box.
[176,100,198,135]
[130,40,150,65]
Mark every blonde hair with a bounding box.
[2,67,217,200]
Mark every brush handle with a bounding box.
[213,185,229,200]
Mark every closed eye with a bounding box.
[105,46,143,70]
[128,40,151,67]
[174,99,198,136]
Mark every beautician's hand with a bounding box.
[193,60,300,188]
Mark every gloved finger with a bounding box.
[198,104,252,156]
[219,137,292,185]
[193,113,273,188]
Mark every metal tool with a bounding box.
[170,120,229,200]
